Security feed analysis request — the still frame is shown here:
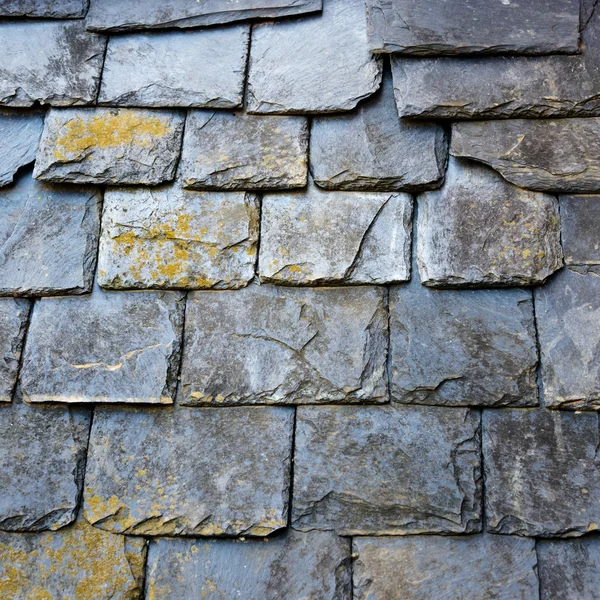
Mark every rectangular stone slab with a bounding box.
[0,0,88,17]
[0,299,29,402]
[84,405,294,536]
[560,196,600,265]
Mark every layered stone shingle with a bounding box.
[0,110,43,187]
[0,0,88,18]
[560,196,600,265]
[0,299,29,403]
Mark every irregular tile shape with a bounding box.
[0,0,88,17]
[260,184,412,285]
[354,535,538,600]
[247,0,382,114]
[84,406,294,536]
[0,22,106,107]
[180,111,308,190]
[97,185,259,290]
[483,409,600,537]
[535,267,600,410]
[292,405,481,535]
[0,299,29,403]
[560,196,600,265]
[147,531,351,599]
[33,108,185,185]
[0,173,100,296]
[180,285,388,405]
[20,287,184,404]
[417,158,563,288]
[98,27,250,108]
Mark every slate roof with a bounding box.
[0,0,599,598]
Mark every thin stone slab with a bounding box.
[247,0,382,114]
[84,406,294,537]
[483,409,600,537]
[97,185,259,290]
[0,299,29,403]
[417,158,563,288]
[33,108,185,185]
[260,184,412,285]
[180,111,308,190]
[0,22,106,107]
[292,405,481,535]
[98,27,250,108]
[20,287,184,404]
[146,531,351,599]
[560,196,600,265]
[0,0,88,17]
[179,285,388,405]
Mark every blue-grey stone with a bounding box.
[0,0,88,17]
[560,196,600,266]
[0,299,29,403]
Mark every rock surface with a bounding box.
[0,0,88,17]
[0,300,29,403]
[84,406,294,536]
[560,196,600,265]
[179,285,388,405]
[0,110,43,187]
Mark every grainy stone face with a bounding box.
[260,184,412,285]
[483,409,600,537]
[33,108,185,185]
[0,22,106,107]
[20,287,184,404]
[353,535,539,600]
[417,158,563,288]
[560,196,600,265]
[98,27,250,108]
[0,300,29,403]
[180,111,308,190]
[84,406,294,537]
[146,531,351,600]
[247,0,382,114]
[97,185,259,290]
[0,0,88,17]
[179,285,388,405]
[292,405,481,535]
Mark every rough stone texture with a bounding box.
[0,173,100,296]
[260,183,412,285]
[97,185,259,290]
[292,405,481,535]
[20,287,184,404]
[179,285,388,405]
[560,195,600,265]
[33,108,185,185]
[84,406,294,537]
[417,158,563,288]
[483,409,600,537]
[146,531,351,600]
[247,0,382,114]
[98,27,250,108]
[0,516,146,600]
[535,267,600,410]
[0,0,88,17]
[0,299,29,403]
[180,111,308,190]
[0,22,106,107]
[310,71,446,191]
[353,535,539,600]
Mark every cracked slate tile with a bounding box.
[0,0,88,17]
[146,531,351,600]
[20,286,184,404]
[97,184,259,290]
[247,0,382,114]
[483,409,600,537]
[0,299,29,403]
[560,196,600,265]
[353,535,539,600]
[33,108,185,186]
[84,405,294,537]
[292,405,481,535]
[98,27,250,108]
[179,285,388,406]
[417,157,563,288]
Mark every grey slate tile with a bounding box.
[0,299,29,403]
[0,0,88,17]
[560,196,600,265]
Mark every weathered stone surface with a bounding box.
[292,405,481,535]
[180,111,308,190]
[260,183,412,285]
[33,108,185,185]
[417,157,563,288]
[483,409,600,537]
[560,196,600,265]
[0,173,100,296]
[0,516,146,599]
[354,535,538,600]
[84,406,294,536]
[310,71,446,191]
[247,0,382,114]
[535,267,600,410]
[0,22,106,107]
[98,27,250,108]
[0,0,88,17]
[146,531,351,599]
[180,285,388,405]
[97,185,259,290]
[0,299,29,403]
[20,287,184,404]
